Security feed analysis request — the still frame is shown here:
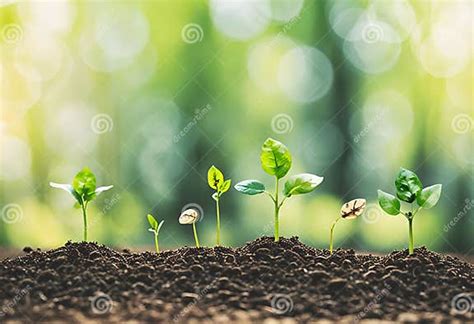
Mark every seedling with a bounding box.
[329,198,366,254]
[179,208,201,248]
[207,165,231,246]
[378,167,442,254]
[147,214,164,253]
[235,138,324,242]
[50,167,113,241]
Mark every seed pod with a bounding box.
[340,198,366,219]
[179,208,200,224]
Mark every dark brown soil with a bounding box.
[0,237,472,323]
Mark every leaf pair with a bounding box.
[208,165,231,198]
[235,138,323,197]
[50,167,113,205]
[147,214,164,234]
[378,168,442,215]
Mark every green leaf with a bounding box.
[234,180,266,195]
[395,168,422,203]
[260,138,292,179]
[208,165,224,190]
[95,185,113,195]
[147,214,158,230]
[219,179,232,194]
[417,184,442,209]
[72,167,97,202]
[283,173,324,197]
[377,190,401,215]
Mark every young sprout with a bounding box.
[207,165,231,246]
[179,208,201,248]
[378,167,442,255]
[329,198,366,254]
[147,214,164,253]
[235,138,324,242]
[50,167,113,241]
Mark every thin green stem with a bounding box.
[154,233,159,253]
[274,177,280,242]
[81,202,88,242]
[329,217,341,254]
[408,217,414,255]
[193,222,200,248]
[216,197,221,246]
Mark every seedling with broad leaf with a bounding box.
[50,167,113,241]
[378,167,442,254]
[179,208,201,248]
[208,165,231,246]
[147,214,164,253]
[329,198,366,254]
[235,138,324,242]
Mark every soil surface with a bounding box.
[0,237,473,323]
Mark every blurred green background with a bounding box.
[0,0,472,255]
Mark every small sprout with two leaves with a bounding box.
[329,198,366,254]
[179,208,201,248]
[207,165,231,246]
[235,138,324,242]
[378,167,442,255]
[147,214,164,253]
[50,167,113,241]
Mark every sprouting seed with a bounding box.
[147,214,164,253]
[179,208,201,248]
[329,198,366,254]
[207,165,231,246]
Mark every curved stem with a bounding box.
[274,177,280,242]
[408,218,414,255]
[154,233,159,253]
[81,202,88,242]
[193,222,200,248]
[329,217,341,254]
[216,197,220,246]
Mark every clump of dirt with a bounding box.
[0,237,472,323]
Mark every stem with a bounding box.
[329,217,341,254]
[154,233,159,253]
[216,197,220,246]
[274,177,280,242]
[81,202,88,242]
[193,222,200,248]
[408,217,414,255]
